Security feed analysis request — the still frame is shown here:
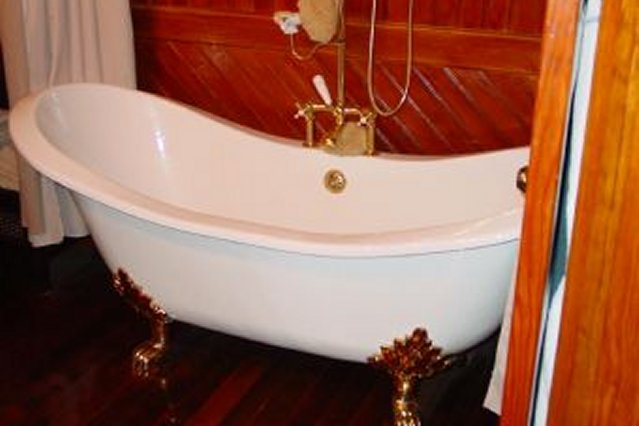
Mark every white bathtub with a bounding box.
[10,83,528,362]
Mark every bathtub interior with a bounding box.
[32,85,528,238]
[11,84,530,362]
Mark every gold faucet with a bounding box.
[293,20,377,156]
[295,101,376,156]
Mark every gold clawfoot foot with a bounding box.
[131,319,169,379]
[368,328,456,426]
[112,269,171,380]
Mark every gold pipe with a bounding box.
[336,40,346,107]
[365,112,376,155]
[336,0,346,106]
[296,102,333,147]
[304,116,315,147]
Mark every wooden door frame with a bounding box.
[547,0,639,423]
[502,0,639,424]
[500,0,582,423]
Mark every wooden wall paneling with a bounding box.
[485,72,537,123]
[343,22,541,73]
[427,69,510,151]
[432,0,462,27]
[131,7,541,73]
[406,1,436,26]
[350,58,440,153]
[482,0,511,31]
[500,0,582,422]
[131,0,546,33]
[131,3,542,154]
[399,70,461,154]
[410,68,478,153]
[449,69,528,149]
[198,46,270,128]
[137,41,252,126]
[548,0,639,423]
[457,0,486,28]
[224,49,299,136]
[508,0,547,34]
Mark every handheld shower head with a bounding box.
[297,0,341,43]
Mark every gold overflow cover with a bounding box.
[324,169,347,193]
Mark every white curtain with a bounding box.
[0,0,136,246]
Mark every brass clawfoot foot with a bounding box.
[112,269,172,379]
[131,319,169,378]
[368,328,456,426]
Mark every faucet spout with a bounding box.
[295,101,376,155]
[325,108,376,156]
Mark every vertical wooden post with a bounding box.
[500,0,581,423]
[548,0,639,423]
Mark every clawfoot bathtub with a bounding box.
[10,84,528,424]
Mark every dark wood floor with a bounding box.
[0,189,499,425]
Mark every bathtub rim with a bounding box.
[10,84,526,258]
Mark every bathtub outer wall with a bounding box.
[78,194,517,363]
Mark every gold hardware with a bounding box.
[368,328,456,426]
[324,169,347,193]
[112,269,171,379]
[517,165,529,194]
[295,102,377,155]
[291,1,377,155]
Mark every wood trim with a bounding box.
[130,0,546,35]
[500,0,581,423]
[131,6,540,74]
[548,0,639,423]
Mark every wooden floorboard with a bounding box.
[0,188,499,425]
